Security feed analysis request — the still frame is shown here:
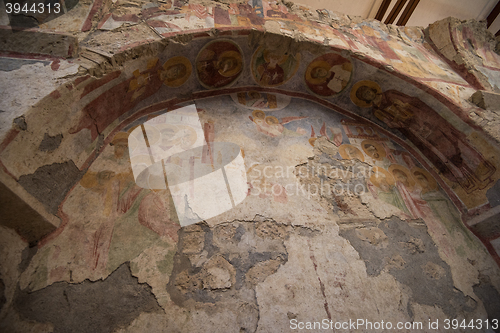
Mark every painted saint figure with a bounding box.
[159,56,192,88]
[252,47,300,87]
[305,60,352,96]
[79,132,180,274]
[368,166,410,215]
[249,110,306,137]
[257,51,286,86]
[351,80,495,193]
[196,41,243,89]
[305,57,353,96]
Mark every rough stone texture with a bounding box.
[38,133,63,152]
[471,90,500,111]
[428,18,500,92]
[17,161,82,215]
[0,278,6,313]
[0,30,79,58]
[473,273,500,327]
[166,219,293,333]
[339,217,475,319]
[13,116,27,131]
[487,179,500,207]
[0,180,57,245]
[0,58,79,142]
[13,263,162,333]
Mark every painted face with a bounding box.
[97,170,115,184]
[364,144,379,159]
[345,147,357,158]
[393,170,409,186]
[166,64,185,80]
[360,86,377,102]
[414,172,429,189]
[267,54,281,66]
[161,128,176,146]
[219,57,236,74]
[420,122,432,138]
[379,179,391,192]
[114,142,128,159]
[312,67,328,79]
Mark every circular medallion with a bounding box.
[196,40,244,89]
[305,53,353,97]
[251,46,301,87]
[159,56,192,88]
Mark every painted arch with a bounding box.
[2,26,500,282]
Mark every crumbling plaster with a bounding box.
[1,0,500,332]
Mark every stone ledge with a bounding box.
[0,168,60,246]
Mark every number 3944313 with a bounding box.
[5,1,61,14]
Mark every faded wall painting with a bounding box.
[305,53,353,97]
[251,46,301,87]
[24,91,483,293]
[196,40,243,89]
[350,80,497,203]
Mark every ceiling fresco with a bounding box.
[2,1,500,331]
[2,35,498,213]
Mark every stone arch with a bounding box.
[2,29,498,226]
[2,3,500,331]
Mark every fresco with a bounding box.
[251,46,300,87]
[451,24,500,90]
[305,53,353,97]
[230,91,291,110]
[350,80,496,195]
[69,58,163,141]
[196,40,243,89]
[40,129,182,285]
[158,56,192,88]
[128,105,248,226]
[2,83,487,304]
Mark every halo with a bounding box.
[370,166,395,188]
[196,40,244,89]
[130,154,156,168]
[350,80,382,108]
[389,164,416,187]
[252,46,300,87]
[111,132,129,145]
[361,139,386,160]
[160,56,192,88]
[252,110,266,120]
[411,167,438,191]
[339,144,365,162]
[217,51,243,77]
[265,116,279,125]
[305,60,331,85]
[197,48,216,62]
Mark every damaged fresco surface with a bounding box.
[2,91,500,332]
[1,0,500,332]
